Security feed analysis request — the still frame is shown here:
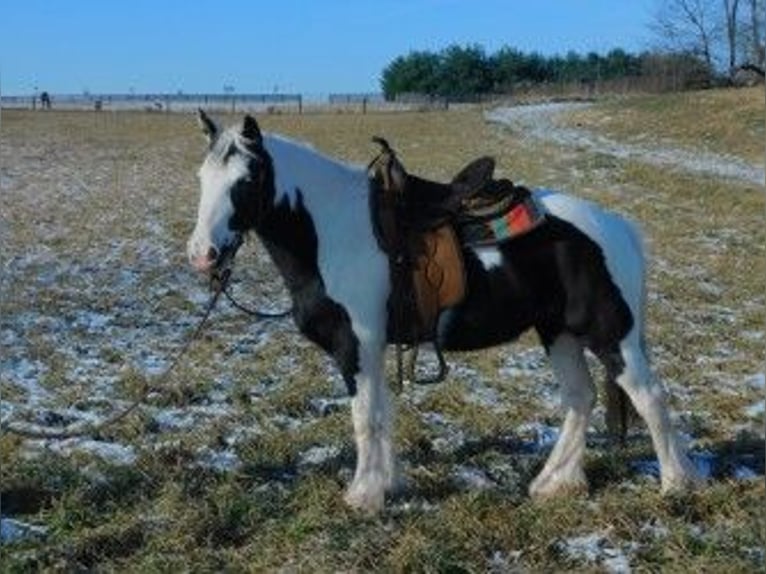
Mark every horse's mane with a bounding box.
[263,132,363,176]
[210,126,359,176]
[207,126,366,209]
[207,128,259,164]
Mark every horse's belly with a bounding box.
[437,263,537,351]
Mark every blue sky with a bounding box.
[1,1,656,96]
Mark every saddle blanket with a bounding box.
[460,193,546,246]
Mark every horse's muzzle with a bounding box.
[190,235,243,274]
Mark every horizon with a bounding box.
[0,1,656,97]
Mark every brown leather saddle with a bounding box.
[367,137,545,383]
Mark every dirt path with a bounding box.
[485,102,765,186]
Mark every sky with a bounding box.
[0,1,657,97]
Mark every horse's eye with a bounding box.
[230,185,246,206]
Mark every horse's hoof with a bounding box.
[529,469,588,500]
[344,483,385,513]
[660,470,705,495]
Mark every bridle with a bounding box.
[215,239,292,320]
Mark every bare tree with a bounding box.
[743,0,765,74]
[652,0,721,70]
[723,0,741,73]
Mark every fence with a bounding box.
[0,92,304,113]
[0,75,715,116]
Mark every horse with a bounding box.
[187,111,701,512]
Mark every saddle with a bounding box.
[368,137,545,354]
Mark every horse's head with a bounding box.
[187,110,273,274]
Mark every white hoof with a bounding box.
[344,480,385,513]
[660,467,705,495]
[529,468,588,499]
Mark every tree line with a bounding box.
[380,45,711,100]
[381,1,764,101]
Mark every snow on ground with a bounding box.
[0,518,48,544]
[486,103,765,185]
[553,529,634,574]
[1,107,763,564]
[22,438,137,466]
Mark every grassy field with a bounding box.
[1,87,764,572]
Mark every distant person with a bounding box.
[40,91,51,110]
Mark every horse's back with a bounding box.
[536,189,645,324]
[439,189,645,351]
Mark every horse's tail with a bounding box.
[605,372,637,446]
[604,215,646,446]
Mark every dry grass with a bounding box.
[1,89,765,571]
[564,86,765,163]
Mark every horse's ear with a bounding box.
[197,108,218,144]
[241,114,263,146]
[451,156,495,194]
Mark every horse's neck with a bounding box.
[257,134,368,296]
[264,134,363,208]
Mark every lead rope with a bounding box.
[0,272,230,440]
[222,282,291,319]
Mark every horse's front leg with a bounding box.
[344,341,396,513]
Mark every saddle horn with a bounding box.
[371,136,394,155]
[369,136,408,194]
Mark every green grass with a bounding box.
[2,89,765,571]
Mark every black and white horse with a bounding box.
[187,111,700,512]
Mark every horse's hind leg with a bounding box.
[603,334,701,492]
[529,333,595,498]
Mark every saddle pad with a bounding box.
[461,195,546,246]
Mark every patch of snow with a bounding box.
[0,517,48,544]
[498,348,547,378]
[633,451,719,481]
[554,530,632,574]
[196,447,241,472]
[631,459,661,480]
[745,373,765,390]
[451,465,496,490]
[486,103,765,185]
[745,400,765,419]
[2,358,51,405]
[742,331,764,342]
[422,411,467,454]
[733,465,759,480]
[740,546,765,566]
[270,414,305,431]
[31,405,106,429]
[24,438,137,465]
[152,404,233,431]
[298,445,341,467]
[309,396,350,417]
[640,519,669,541]
[689,450,716,478]
[516,422,560,451]
[487,550,523,573]
[388,499,439,515]
[462,380,506,412]
[72,310,112,332]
